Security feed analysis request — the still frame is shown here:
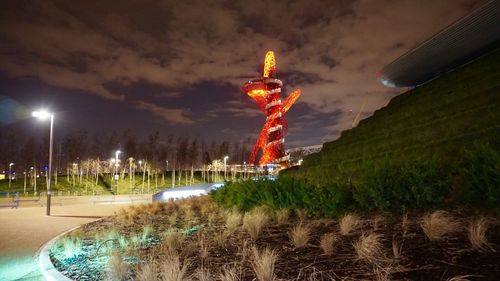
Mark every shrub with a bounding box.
[354,158,451,212]
[212,177,354,218]
[458,143,500,209]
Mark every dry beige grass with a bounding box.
[373,264,392,281]
[135,262,157,281]
[214,231,229,248]
[296,208,308,222]
[420,211,460,241]
[168,213,178,226]
[251,246,278,281]
[339,213,361,235]
[159,253,190,281]
[320,232,337,255]
[193,268,212,281]
[290,224,311,248]
[402,212,410,237]
[198,237,209,264]
[392,238,403,259]
[225,210,242,233]
[163,230,185,251]
[107,252,129,281]
[353,233,384,263]
[468,217,495,252]
[219,264,242,281]
[243,208,270,239]
[274,209,290,225]
[447,275,474,281]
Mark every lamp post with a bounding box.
[223,156,229,180]
[8,163,14,189]
[114,150,121,194]
[32,110,54,216]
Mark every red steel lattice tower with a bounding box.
[242,51,301,165]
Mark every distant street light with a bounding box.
[114,150,121,194]
[223,156,229,180]
[32,110,54,216]
[8,163,14,189]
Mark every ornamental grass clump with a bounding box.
[163,229,185,252]
[243,208,270,239]
[468,217,494,252]
[136,262,157,281]
[339,213,362,235]
[225,210,242,233]
[251,246,278,281]
[107,251,129,281]
[320,233,337,255]
[420,210,460,241]
[159,253,190,281]
[274,209,290,225]
[219,264,242,281]
[55,237,83,259]
[353,233,384,263]
[290,224,311,248]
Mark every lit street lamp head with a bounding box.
[9,163,14,167]
[32,110,52,119]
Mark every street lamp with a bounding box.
[32,110,54,216]
[223,156,229,180]
[8,163,14,189]
[114,150,121,194]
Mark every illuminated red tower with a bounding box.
[242,51,301,165]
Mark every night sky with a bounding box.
[0,0,487,147]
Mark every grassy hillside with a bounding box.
[285,48,500,186]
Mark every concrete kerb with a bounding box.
[37,225,82,281]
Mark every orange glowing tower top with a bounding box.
[242,51,301,165]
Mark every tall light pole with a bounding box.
[223,156,229,180]
[32,110,54,216]
[8,163,14,189]
[114,150,121,194]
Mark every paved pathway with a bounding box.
[0,197,145,281]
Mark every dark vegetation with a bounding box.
[285,48,500,186]
[214,143,500,217]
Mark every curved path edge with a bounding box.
[38,226,81,281]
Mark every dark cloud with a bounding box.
[0,0,487,146]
